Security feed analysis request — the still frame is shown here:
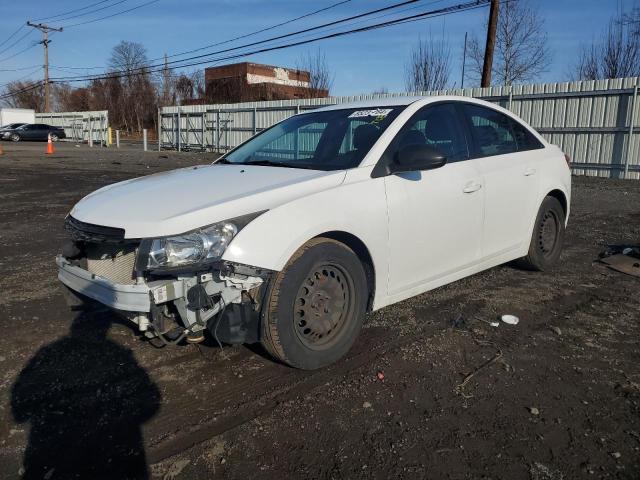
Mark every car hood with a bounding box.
[70,164,346,238]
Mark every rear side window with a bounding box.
[461,104,517,157]
[510,119,544,151]
[386,103,469,162]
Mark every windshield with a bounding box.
[222,106,404,171]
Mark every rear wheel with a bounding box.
[517,196,565,271]
[10,134,20,142]
[262,238,367,370]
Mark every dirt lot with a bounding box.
[0,142,639,480]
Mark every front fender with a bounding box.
[222,171,388,297]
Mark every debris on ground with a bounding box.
[529,407,540,416]
[599,245,640,277]
[501,314,520,325]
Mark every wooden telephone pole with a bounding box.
[26,22,63,113]
[481,0,499,88]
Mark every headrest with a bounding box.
[476,125,498,146]
[398,129,426,149]
[425,121,452,142]
[353,123,380,150]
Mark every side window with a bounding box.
[510,119,543,151]
[387,103,469,162]
[462,104,518,157]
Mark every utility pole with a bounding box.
[481,0,499,88]
[461,32,468,89]
[27,22,63,113]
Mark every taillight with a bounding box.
[564,153,571,167]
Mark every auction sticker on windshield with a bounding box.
[348,108,394,119]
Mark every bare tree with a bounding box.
[1,81,44,110]
[105,41,156,133]
[466,0,550,86]
[404,34,452,92]
[372,87,389,95]
[297,49,333,97]
[575,9,640,80]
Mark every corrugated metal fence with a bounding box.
[35,110,109,144]
[160,77,640,179]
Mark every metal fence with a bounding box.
[35,110,109,144]
[160,77,640,179]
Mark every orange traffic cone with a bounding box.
[46,133,55,154]
[0,142,3,156]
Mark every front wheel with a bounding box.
[50,134,59,142]
[261,238,368,370]
[517,196,565,271]
[10,134,20,142]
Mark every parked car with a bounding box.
[0,122,26,132]
[1,123,66,142]
[57,96,571,369]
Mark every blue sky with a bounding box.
[0,0,632,96]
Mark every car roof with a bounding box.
[314,95,499,112]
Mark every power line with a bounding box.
[48,0,130,24]
[0,24,27,50]
[0,64,42,72]
[53,0,430,81]
[157,0,353,62]
[0,29,35,58]
[49,0,490,85]
[2,0,491,101]
[0,43,39,64]
[34,0,119,21]
[60,0,160,29]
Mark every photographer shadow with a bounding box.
[11,308,161,480]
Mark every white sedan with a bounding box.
[57,96,570,369]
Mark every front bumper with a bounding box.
[56,255,151,312]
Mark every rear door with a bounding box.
[458,103,542,258]
[383,103,485,297]
[35,124,50,140]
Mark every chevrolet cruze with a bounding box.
[57,96,571,369]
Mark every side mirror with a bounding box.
[390,144,447,174]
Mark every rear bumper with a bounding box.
[56,255,151,312]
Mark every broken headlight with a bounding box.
[139,212,264,270]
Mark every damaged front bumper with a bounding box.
[56,254,271,344]
[57,255,153,311]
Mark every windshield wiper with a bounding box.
[214,158,232,164]
[239,160,317,170]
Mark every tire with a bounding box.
[50,134,59,142]
[10,134,20,142]
[262,238,368,370]
[517,196,565,271]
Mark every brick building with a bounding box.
[204,62,329,103]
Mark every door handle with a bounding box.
[524,167,537,176]
[462,182,482,193]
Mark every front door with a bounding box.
[383,103,485,298]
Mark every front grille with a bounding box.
[85,243,138,285]
[65,216,133,244]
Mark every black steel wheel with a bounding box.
[262,238,367,370]
[294,263,355,351]
[518,196,566,271]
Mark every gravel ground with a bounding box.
[0,142,639,480]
